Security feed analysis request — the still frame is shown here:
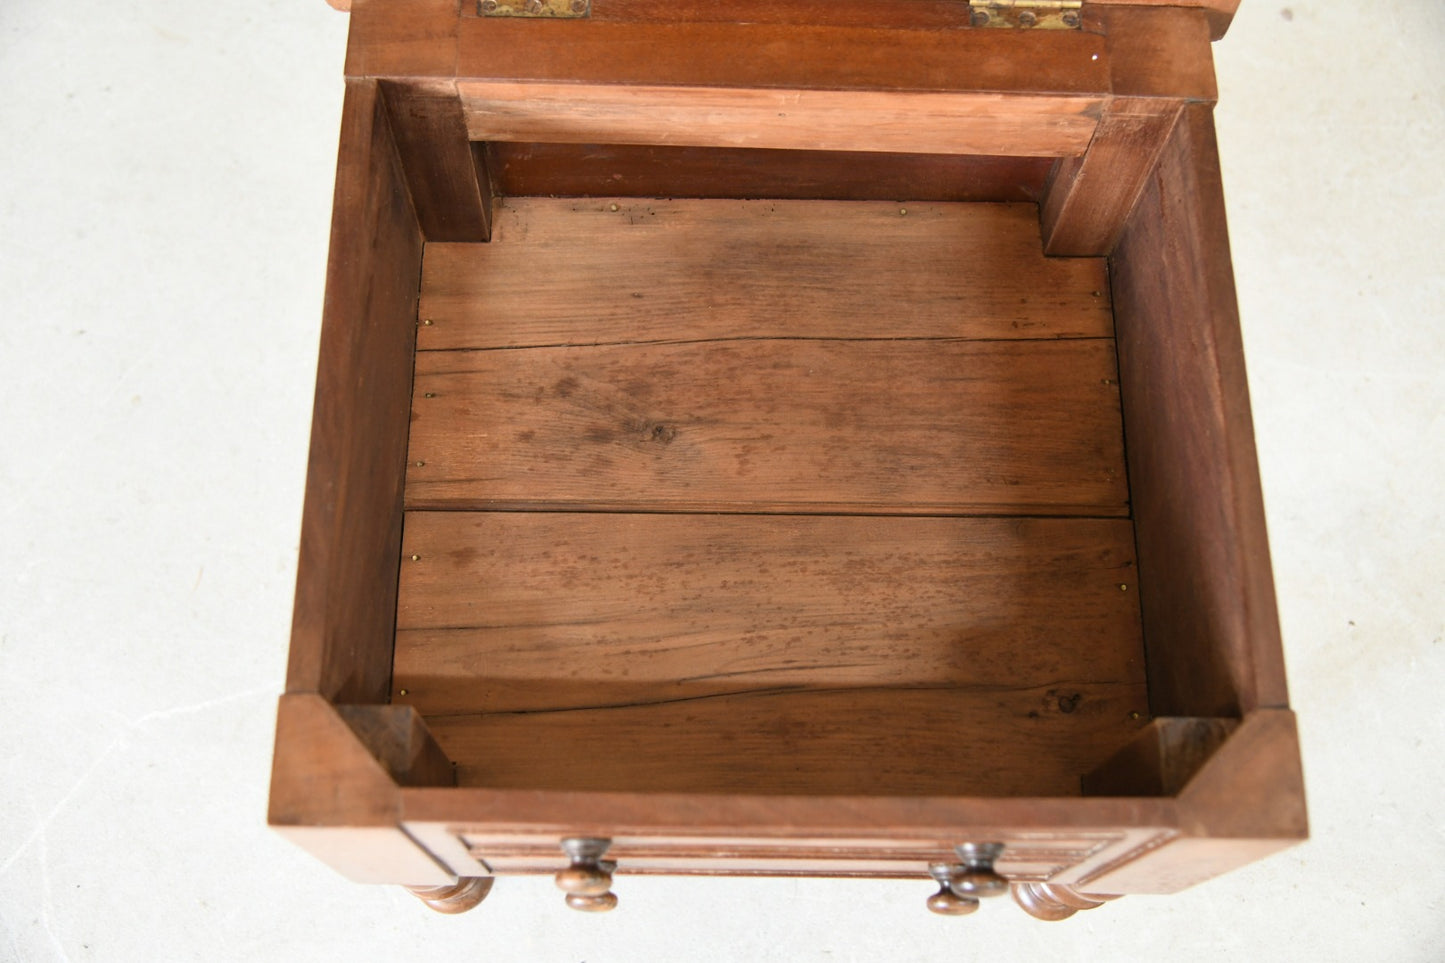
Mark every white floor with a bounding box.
[1,1,1441,960]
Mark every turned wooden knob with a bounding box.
[926,863,980,916]
[555,865,613,897]
[565,892,620,912]
[951,842,1008,898]
[951,866,1009,899]
[557,837,618,912]
[926,887,980,916]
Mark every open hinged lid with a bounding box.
[317,0,1239,257]
[322,0,1240,30]
[325,0,1239,38]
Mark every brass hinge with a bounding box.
[968,0,1083,29]
[478,0,589,17]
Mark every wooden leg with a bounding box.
[406,877,495,914]
[1012,882,1120,921]
[1040,97,1182,257]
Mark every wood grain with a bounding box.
[578,0,1237,38]
[1094,7,1217,101]
[1090,0,1238,42]
[486,143,1052,202]
[285,79,422,703]
[334,703,457,788]
[1041,98,1183,256]
[1111,104,1288,718]
[455,20,1109,95]
[394,512,1144,712]
[1081,716,1238,796]
[461,81,1100,157]
[405,338,1127,514]
[345,0,457,79]
[418,199,1113,348]
[402,789,1174,851]
[425,685,1146,797]
[380,80,494,242]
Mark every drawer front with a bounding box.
[454,831,1137,883]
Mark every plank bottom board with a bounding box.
[425,685,1147,797]
[394,512,1148,797]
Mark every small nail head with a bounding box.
[1119,583,1129,591]
[424,392,435,398]
[422,319,433,326]
[415,460,425,467]
[398,688,409,696]
[411,554,421,561]
[609,203,619,211]
[1129,711,1142,720]
[1091,53,1100,61]
[899,208,908,216]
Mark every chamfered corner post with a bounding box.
[380,80,495,243]
[1041,6,1217,256]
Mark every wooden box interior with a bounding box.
[272,2,1304,898]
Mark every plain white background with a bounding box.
[1,1,1441,960]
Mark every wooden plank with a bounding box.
[285,79,422,703]
[463,0,1238,41]
[486,143,1052,203]
[405,338,1127,514]
[394,512,1145,712]
[419,199,1112,348]
[403,789,1177,845]
[380,80,493,242]
[424,685,1147,797]
[1041,98,1183,256]
[460,81,1099,157]
[1110,104,1288,717]
[456,20,1109,95]
[454,20,1104,156]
